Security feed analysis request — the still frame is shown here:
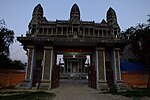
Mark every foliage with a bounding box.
[121,17,150,87]
[122,23,150,69]
[109,88,150,98]
[0,91,55,100]
[127,57,139,62]
[0,26,15,69]
[120,88,150,98]
[109,85,118,94]
[0,54,11,67]
[0,27,14,57]
[0,59,26,70]
[0,20,25,70]
[10,60,26,70]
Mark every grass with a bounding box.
[0,91,55,100]
[120,88,150,97]
[108,87,150,98]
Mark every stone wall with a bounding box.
[0,69,25,88]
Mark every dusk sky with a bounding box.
[0,0,150,63]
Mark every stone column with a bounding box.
[42,28,44,34]
[28,46,36,88]
[51,28,53,35]
[61,27,63,35]
[81,59,83,73]
[72,26,73,34]
[64,59,67,73]
[88,28,90,36]
[29,46,37,88]
[83,27,85,37]
[25,47,33,80]
[78,61,79,72]
[39,46,53,90]
[68,61,70,73]
[96,48,109,92]
[46,28,48,35]
[111,48,129,92]
[67,59,68,73]
[18,46,36,89]
[66,27,68,35]
[70,62,72,73]
[64,59,66,73]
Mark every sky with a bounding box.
[0,0,150,63]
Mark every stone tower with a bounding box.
[70,4,80,24]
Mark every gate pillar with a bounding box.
[96,48,109,92]
[18,46,36,89]
[111,48,129,92]
[39,46,53,90]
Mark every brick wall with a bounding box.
[0,69,149,89]
[121,71,149,88]
[0,69,25,88]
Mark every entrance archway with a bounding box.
[51,47,96,89]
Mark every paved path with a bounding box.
[51,80,135,100]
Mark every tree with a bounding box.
[0,20,14,68]
[10,60,26,70]
[0,28,14,57]
[122,19,150,87]
[0,20,25,70]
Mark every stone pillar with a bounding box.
[18,46,36,89]
[77,61,79,72]
[27,46,36,88]
[88,28,90,36]
[72,26,73,34]
[29,46,37,88]
[46,28,48,35]
[42,28,44,34]
[64,59,67,73]
[25,47,33,80]
[51,28,53,35]
[63,62,65,73]
[81,59,83,73]
[70,62,72,73]
[68,61,70,73]
[39,46,53,90]
[111,48,129,92]
[96,48,109,92]
[67,59,68,73]
[61,27,63,35]
[66,27,68,35]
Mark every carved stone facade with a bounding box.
[17,4,128,92]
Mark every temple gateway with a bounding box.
[17,4,128,91]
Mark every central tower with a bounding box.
[70,4,80,24]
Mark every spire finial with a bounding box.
[106,7,117,25]
[70,3,80,24]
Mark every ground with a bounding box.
[51,80,150,100]
[0,80,150,100]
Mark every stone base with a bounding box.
[97,80,109,92]
[16,79,32,89]
[116,80,130,92]
[39,80,51,90]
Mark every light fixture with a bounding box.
[73,55,76,58]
